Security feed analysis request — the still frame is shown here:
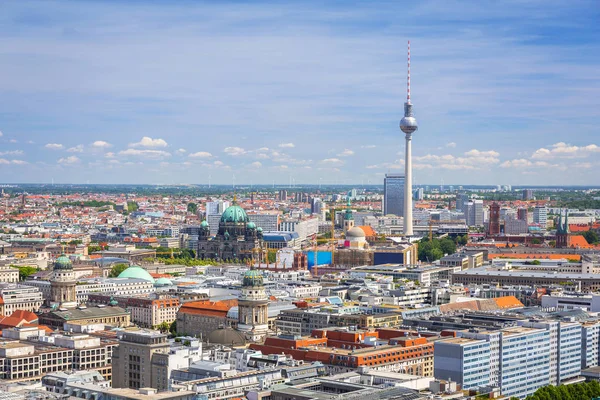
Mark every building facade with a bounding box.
[383,174,405,217]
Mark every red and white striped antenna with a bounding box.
[407,40,411,103]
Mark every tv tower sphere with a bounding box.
[400,106,418,134]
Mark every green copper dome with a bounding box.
[54,254,73,270]
[117,265,155,283]
[247,222,256,229]
[243,269,264,287]
[154,277,173,287]
[200,220,209,228]
[220,205,249,223]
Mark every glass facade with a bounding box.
[384,174,405,217]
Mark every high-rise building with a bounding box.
[383,174,405,217]
[399,40,418,236]
[523,189,534,200]
[488,203,500,235]
[311,198,323,214]
[112,330,170,390]
[465,200,484,227]
[206,200,229,216]
[434,337,491,391]
[279,190,288,201]
[533,205,548,228]
[517,208,528,222]
[456,193,469,212]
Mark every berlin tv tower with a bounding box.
[400,40,418,236]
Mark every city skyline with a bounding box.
[0,1,599,185]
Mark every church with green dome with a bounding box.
[197,202,264,262]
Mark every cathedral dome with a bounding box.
[117,265,155,283]
[243,269,263,287]
[54,254,73,270]
[220,205,249,223]
[247,222,256,229]
[207,327,246,346]
[347,227,366,238]
[200,220,209,228]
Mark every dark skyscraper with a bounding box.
[384,174,405,217]
[488,203,500,235]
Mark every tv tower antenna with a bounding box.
[400,40,418,237]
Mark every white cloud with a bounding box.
[361,145,376,149]
[10,160,28,165]
[129,136,168,148]
[278,143,295,148]
[321,158,343,164]
[446,142,457,148]
[249,161,262,168]
[9,139,16,143]
[257,147,269,152]
[45,143,64,150]
[412,149,500,170]
[0,159,8,165]
[337,149,354,157]
[500,159,532,168]
[176,148,187,154]
[532,142,600,159]
[91,140,113,149]
[67,145,84,153]
[213,160,224,166]
[189,151,213,158]
[223,147,246,156]
[105,152,115,158]
[58,156,80,165]
[0,150,24,156]
[0,131,3,137]
[119,149,171,158]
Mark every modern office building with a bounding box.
[533,205,548,227]
[205,200,229,216]
[456,193,469,212]
[465,200,484,227]
[499,327,550,398]
[434,337,491,390]
[384,174,405,217]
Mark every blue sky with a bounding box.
[0,0,599,185]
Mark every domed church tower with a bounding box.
[237,268,269,342]
[197,201,263,262]
[49,253,77,308]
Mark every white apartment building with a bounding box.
[248,213,280,232]
[279,218,319,242]
[284,283,322,299]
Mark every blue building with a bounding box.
[499,327,550,399]
[434,337,491,390]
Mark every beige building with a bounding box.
[112,330,170,390]
[0,327,117,383]
[0,284,44,315]
[0,265,19,283]
[87,294,180,328]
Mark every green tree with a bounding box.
[530,238,542,245]
[169,320,177,335]
[582,230,599,244]
[88,245,103,253]
[439,238,456,255]
[156,321,171,333]
[15,266,40,281]
[127,201,139,212]
[187,202,198,214]
[108,263,129,277]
